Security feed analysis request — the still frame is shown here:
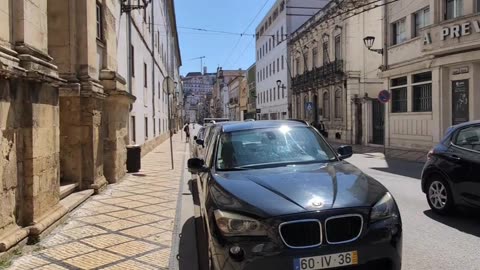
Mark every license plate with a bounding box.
[293,251,358,270]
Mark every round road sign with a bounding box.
[378,90,391,103]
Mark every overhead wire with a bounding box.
[222,0,272,68]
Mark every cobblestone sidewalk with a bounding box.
[8,134,187,270]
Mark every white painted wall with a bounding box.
[116,1,180,146]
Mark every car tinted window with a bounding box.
[216,126,336,170]
[454,125,480,152]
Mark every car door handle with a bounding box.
[448,154,461,161]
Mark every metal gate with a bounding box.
[372,100,384,145]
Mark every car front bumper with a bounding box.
[210,218,402,270]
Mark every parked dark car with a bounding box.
[188,120,402,270]
[421,121,480,214]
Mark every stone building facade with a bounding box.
[380,0,480,150]
[289,0,384,145]
[0,0,181,253]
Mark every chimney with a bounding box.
[203,66,207,75]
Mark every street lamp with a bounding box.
[363,36,383,55]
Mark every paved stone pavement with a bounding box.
[8,134,188,270]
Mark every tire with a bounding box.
[426,174,454,215]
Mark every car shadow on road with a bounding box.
[370,158,424,179]
[179,179,209,270]
[423,209,480,238]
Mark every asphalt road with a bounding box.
[347,153,480,270]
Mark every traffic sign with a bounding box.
[305,102,314,112]
[378,90,391,104]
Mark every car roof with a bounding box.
[221,120,309,133]
[451,120,480,130]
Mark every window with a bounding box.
[277,58,280,71]
[295,57,300,75]
[278,87,280,100]
[144,63,147,88]
[148,16,151,32]
[454,126,480,151]
[391,76,408,113]
[334,89,342,118]
[323,92,330,119]
[334,35,341,60]
[323,42,329,64]
[312,47,318,67]
[281,26,284,41]
[269,39,272,50]
[446,0,463,20]
[303,52,308,71]
[392,18,406,45]
[273,35,276,48]
[269,64,272,76]
[273,61,276,74]
[159,119,162,133]
[281,55,284,70]
[413,72,432,112]
[276,31,279,45]
[131,116,136,143]
[270,88,272,101]
[143,6,147,22]
[274,87,276,100]
[96,3,103,40]
[478,0,480,12]
[215,127,336,170]
[282,86,284,98]
[414,8,430,37]
[131,45,135,77]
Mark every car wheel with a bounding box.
[426,175,454,215]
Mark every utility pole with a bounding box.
[189,56,206,73]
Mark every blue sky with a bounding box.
[175,0,274,76]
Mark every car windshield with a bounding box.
[216,126,337,170]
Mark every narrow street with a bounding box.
[6,128,480,270]
[347,153,480,270]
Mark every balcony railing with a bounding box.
[292,60,344,93]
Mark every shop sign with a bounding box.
[424,20,480,45]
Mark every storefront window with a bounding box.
[446,0,463,20]
[412,72,432,112]
[391,76,408,113]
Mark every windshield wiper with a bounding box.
[217,167,248,171]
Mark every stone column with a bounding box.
[11,0,62,228]
[100,71,135,184]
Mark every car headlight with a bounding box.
[370,192,398,222]
[214,210,267,236]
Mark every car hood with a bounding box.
[211,161,388,218]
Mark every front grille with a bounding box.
[279,220,322,248]
[325,214,363,244]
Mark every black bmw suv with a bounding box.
[188,120,402,270]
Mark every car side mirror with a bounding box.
[337,145,353,160]
[193,136,198,141]
[196,139,204,146]
[188,158,207,174]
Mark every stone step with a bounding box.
[59,183,78,200]
[60,189,94,212]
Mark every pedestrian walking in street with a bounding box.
[183,123,190,143]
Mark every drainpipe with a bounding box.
[127,0,132,94]
[151,0,155,131]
